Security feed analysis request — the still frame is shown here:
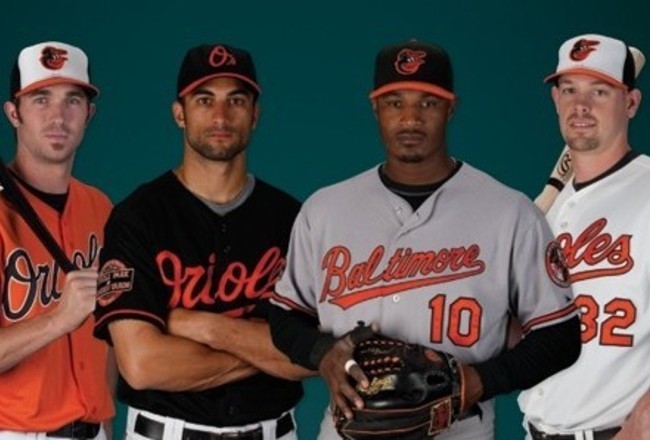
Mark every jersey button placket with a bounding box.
[218,220,231,259]
[558,198,576,229]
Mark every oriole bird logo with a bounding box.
[395,49,426,75]
[40,46,68,70]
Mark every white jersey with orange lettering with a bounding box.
[520,153,650,434]
[272,163,575,439]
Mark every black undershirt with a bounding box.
[473,316,580,401]
[9,170,68,213]
[378,160,462,210]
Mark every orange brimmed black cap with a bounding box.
[370,40,455,101]
[177,44,260,98]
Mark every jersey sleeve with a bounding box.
[511,202,577,333]
[93,206,168,342]
[270,208,319,317]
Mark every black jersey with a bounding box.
[94,171,302,426]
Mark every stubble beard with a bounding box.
[31,135,79,165]
[396,153,425,163]
[187,132,247,162]
[566,135,599,153]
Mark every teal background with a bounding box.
[2,1,648,438]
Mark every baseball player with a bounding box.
[268,40,582,439]
[519,34,650,440]
[93,43,313,440]
[0,42,114,439]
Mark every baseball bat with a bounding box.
[0,158,77,273]
[533,46,646,214]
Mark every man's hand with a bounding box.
[615,389,650,440]
[0,269,98,372]
[50,269,98,333]
[318,324,377,421]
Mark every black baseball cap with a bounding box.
[176,44,260,98]
[370,40,455,101]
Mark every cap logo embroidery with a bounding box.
[209,45,236,68]
[394,49,426,75]
[40,46,68,70]
[570,39,600,62]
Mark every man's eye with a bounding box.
[230,97,246,106]
[422,99,439,108]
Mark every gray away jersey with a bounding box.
[272,163,576,439]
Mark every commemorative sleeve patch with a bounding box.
[545,240,571,288]
[97,259,135,306]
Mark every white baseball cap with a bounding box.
[10,41,99,98]
[545,34,636,90]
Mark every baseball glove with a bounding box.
[335,336,464,439]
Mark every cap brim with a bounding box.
[369,81,456,101]
[178,73,261,98]
[544,69,627,90]
[14,77,100,98]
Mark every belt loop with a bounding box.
[584,431,594,440]
[262,421,274,440]
[126,406,140,435]
[575,432,585,440]
[163,416,183,440]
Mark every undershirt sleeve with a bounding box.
[472,316,581,400]
[269,303,329,370]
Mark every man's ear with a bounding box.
[172,101,186,128]
[626,89,642,119]
[251,102,260,130]
[551,86,561,115]
[4,101,20,127]
[371,99,379,120]
[447,101,456,121]
[86,103,96,125]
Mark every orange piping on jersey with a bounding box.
[270,293,318,317]
[94,309,166,330]
[521,303,577,334]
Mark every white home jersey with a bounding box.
[520,154,650,433]
[273,163,576,440]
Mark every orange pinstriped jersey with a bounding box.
[0,178,114,431]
